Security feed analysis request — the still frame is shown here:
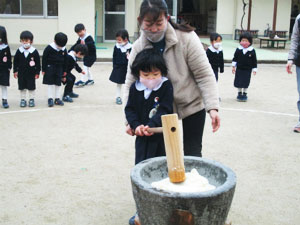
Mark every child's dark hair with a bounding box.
[20,31,33,42]
[73,44,88,56]
[0,26,8,44]
[210,33,222,42]
[139,0,194,32]
[54,32,68,47]
[74,23,85,33]
[239,32,253,45]
[116,29,129,41]
[131,48,168,79]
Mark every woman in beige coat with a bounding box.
[124,0,220,159]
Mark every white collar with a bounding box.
[238,45,254,54]
[208,45,223,53]
[80,33,90,41]
[135,77,168,99]
[0,44,8,50]
[116,42,132,53]
[50,42,66,51]
[19,46,35,54]
[68,51,76,60]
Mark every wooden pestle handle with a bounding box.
[147,127,163,133]
[161,114,186,183]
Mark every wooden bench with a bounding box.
[258,37,288,49]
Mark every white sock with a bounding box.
[84,66,93,81]
[81,66,88,82]
[29,90,35,99]
[243,88,248,93]
[48,85,55,99]
[20,90,26,99]
[238,88,242,93]
[55,85,61,99]
[116,84,122,98]
[1,85,8,99]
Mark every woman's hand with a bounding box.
[126,124,135,136]
[209,109,220,133]
[286,61,293,74]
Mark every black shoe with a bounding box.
[2,99,9,108]
[20,99,27,107]
[48,98,54,107]
[236,92,243,102]
[129,215,136,225]
[29,99,35,107]
[69,92,79,98]
[242,93,248,102]
[63,95,73,103]
[55,98,64,106]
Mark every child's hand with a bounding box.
[62,77,66,82]
[143,126,154,136]
[126,52,130,60]
[253,71,257,76]
[42,72,45,75]
[13,72,18,78]
[82,71,86,75]
[80,40,85,45]
[135,125,145,136]
[126,124,135,136]
[63,72,67,76]
[232,67,236,74]
[35,74,39,79]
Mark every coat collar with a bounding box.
[68,51,76,60]
[208,45,223,53]
[140,23,178,52]
[50,42,66,51]
[135,77,168,99]
[116,42,132,53]
[19,46,36,54]
[80,33,90,41]
[0,44,8,50]
[238,45,254,54]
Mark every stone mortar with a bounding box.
[131,156,237,225]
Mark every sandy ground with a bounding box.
[0,63,299,225]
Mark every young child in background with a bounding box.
[232,32,257,102]
[42,32,68,107]
[71,23,96,87]
[13,31,40,107]
[125,48,173,165]
[0,25,11,109]
[206,33,224,82]
[62,44,88,102]
[109,29,132,105]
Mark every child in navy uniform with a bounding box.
[125,48,173,165]
[0,25,11,109]
[13,31,40,107]
[206,33,224,81]
[42,32,68,107]
[63,44,88,102]
[232,32,257,102]
[109,29,132,105]
[71,23,96,87]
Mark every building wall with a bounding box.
[95,0,103,42]
[217,0,292,39]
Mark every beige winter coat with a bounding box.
[124,23,219,119]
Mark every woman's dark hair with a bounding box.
[73,44,88,56]
[139,0,195,32]
[131,48,168,79]
[116,29,129,41]
[0,26,8,44]
[239,32,253,45]
[20,30,33,41]
[210,33,222,42]
[74,23,85,33]
[54,32,68,47]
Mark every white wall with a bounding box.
[216,0,236,36]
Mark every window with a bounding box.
[0,0,58,17]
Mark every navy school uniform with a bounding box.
[109,42,132,84]
[13,46,41,90]
[206,45,224,81]
[42,43,67,86]
[125,78,173,165]
[70,33,96,67]
[0,44,12,86]
[232,45,257,88]
[63,51,82,96]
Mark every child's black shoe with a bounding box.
[29,99,35,107]
[63,95,73,103]
[2,99,9,109]
[20,99,27,107]
[236,92,243,102]
[55,98,64,106]
[48,98,54,107]
[69,92,79,98]
[242,93,248,102]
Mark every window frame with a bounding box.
[0,0,58,18]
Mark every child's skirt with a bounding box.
[18,73,36,90]
[43,65,63,86]
[109,64,127,84]
[0,68,10,86]
[234,68,252,88]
